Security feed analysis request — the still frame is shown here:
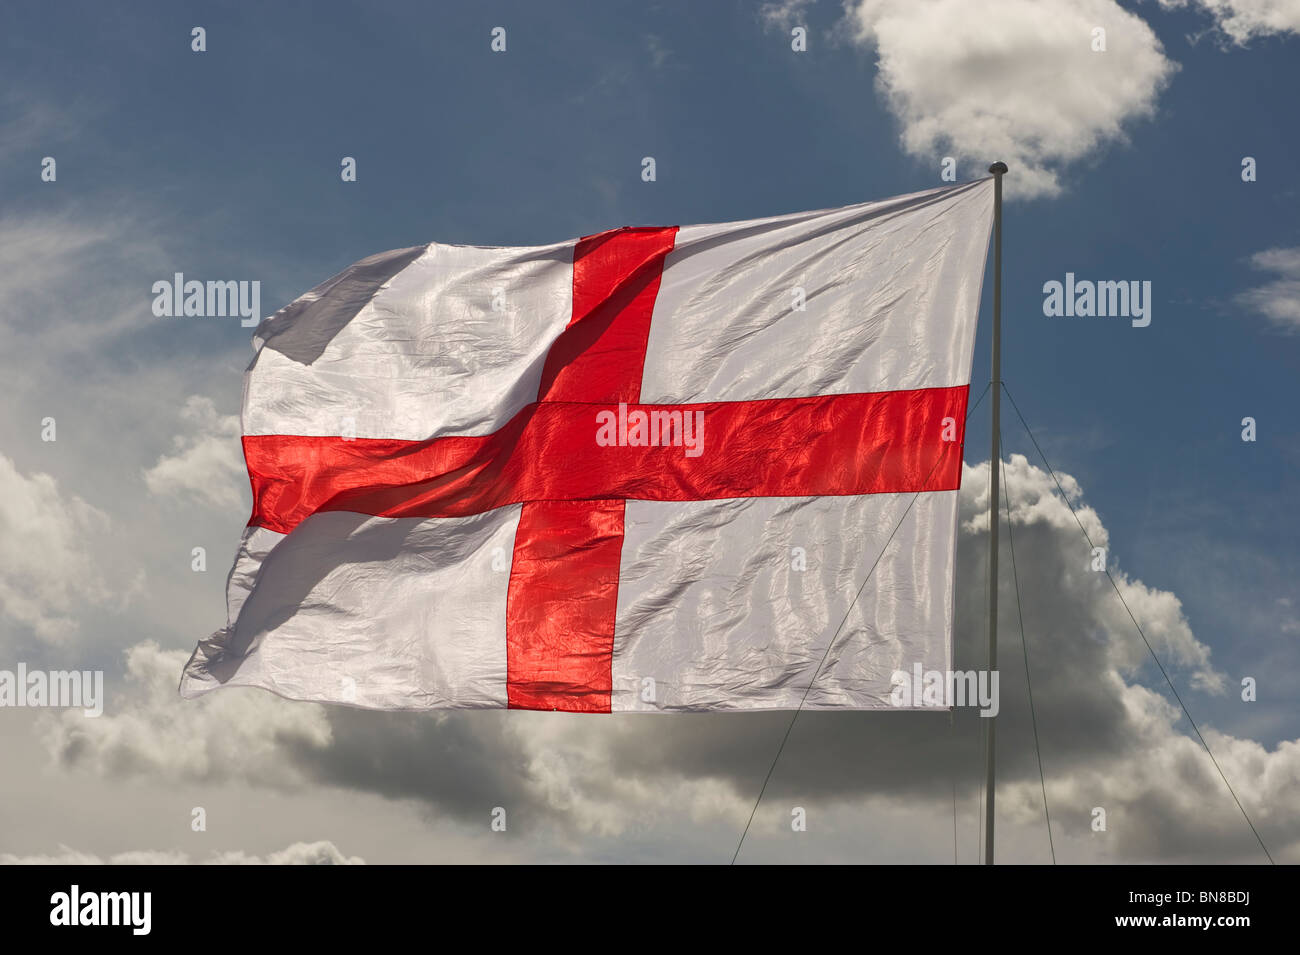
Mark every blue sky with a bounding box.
[1,0,1296,863]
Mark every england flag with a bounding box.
[180,179,994,712]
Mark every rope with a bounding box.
[730,382,991,864]
[1000,382,1274,865]
[1000,456,1056,863]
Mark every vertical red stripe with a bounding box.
[507,227,677,711]
[538,227,679,404]
[505,500,626,712]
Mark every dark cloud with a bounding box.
[44,457,1296,862]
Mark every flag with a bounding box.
[180,179,994,712]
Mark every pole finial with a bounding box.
[988,161,1008,176]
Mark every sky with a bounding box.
[0,0,1297,864]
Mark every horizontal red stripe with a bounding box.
[243,385,968,535]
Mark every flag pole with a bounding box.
[985,160,1007,865]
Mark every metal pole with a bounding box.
[985,161,1006,866]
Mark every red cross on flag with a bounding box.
[180,179,994,712]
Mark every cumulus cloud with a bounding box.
[966,455,1222,692]
[842,0,1178,198]
[45,643,567,831]
[1,840,363,865]
[1158,0,1300,44]
[143,396,246,511]
[562,455,1288,859]
[0,453,114,642]
[46,642,332,787]
[1236,247,1300,332]
[43,457,1297,861]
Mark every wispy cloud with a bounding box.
[1237,247,1300,332]
[1158,0,1300,45]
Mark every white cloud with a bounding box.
[0,454,114,642]
[761,0,816,29]
[1,840,363,865]
[1236,247,1300,332]
[46,642,332,787]
[996,679,1297,861]
[1158,0,1300,44]
[143,396,246,511]
[964,455,1222,692]
[843,0,1178,198]
[214,840,365,864]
